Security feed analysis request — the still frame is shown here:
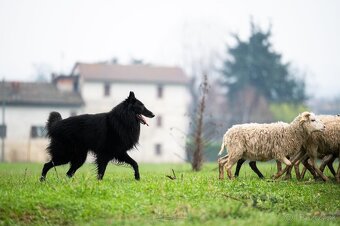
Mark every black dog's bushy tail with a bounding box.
[46,112,62,136]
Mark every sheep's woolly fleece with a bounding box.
[305,115,340,158]
[219,112,322,162]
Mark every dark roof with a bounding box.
[71,63,189,85]
[0,82,84,107]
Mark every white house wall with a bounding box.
[1,106,83,162]
[82,82,191,163]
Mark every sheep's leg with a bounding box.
[284,156,295,180]
[273,151,305,179]
[301,156,318,180]
[273,165,291,180]
[218,155,228,180]
[294,160,301,180]
[320,155,336,177]
[234,159,246,177]
[249,161,264,179]
[336,152,340,182]
[224,155,241,180]
[218,155,228,163]
[282,156,292,166]
[336,162,340,183]
[300,157,315,179]
[326,156,336,177]
[274,156,292,179]
[300,165,307,179]
[219,164,224,179]
[319,154,333,173]
[289,152,303,180]
[276,160,282,174]
[284,164,293,180]
[283,157,301,180]
[300,166,306,179]
[304,144,328,181]
[225,163,234,179]
[309,158,329,181]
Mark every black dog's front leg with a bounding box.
[118,153,140,180]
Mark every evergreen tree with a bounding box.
[222,22,306,104]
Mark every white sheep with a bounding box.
[218,112,325,180]
[301,115,340,181]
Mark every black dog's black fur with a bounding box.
[40,91,154,181]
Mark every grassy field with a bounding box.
[0,162,339,226]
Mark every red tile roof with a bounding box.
[0,82,84,107]
[71,63,189,85]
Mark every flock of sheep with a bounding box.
[218,112,340,182]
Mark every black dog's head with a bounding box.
[127,91,155,126]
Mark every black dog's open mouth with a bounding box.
[137,114,149,126]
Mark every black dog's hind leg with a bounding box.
[96,157,110,180]
[67,152,87,178]
[40,159,69,181]
[249,161,264,178]
[234,159,246,177]
[118,153,140,180]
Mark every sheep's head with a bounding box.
[299,112,325,134]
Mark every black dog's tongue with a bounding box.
[137,115,149,126]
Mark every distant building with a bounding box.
[53,62,191,163]
[0,81,84,162]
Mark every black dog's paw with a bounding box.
[39,176,46,182]
[135,174,140,181]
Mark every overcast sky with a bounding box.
[0,0,339,98]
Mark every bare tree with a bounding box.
[191,74,208,171]
[180,20,230,166]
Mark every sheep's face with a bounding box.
[300,112,325,134]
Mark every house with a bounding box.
[0,81,84,162]
[55,62,191,163]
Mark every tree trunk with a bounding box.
[192,74,208,171]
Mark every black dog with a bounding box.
[40,91,154,181]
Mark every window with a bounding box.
[157,85,163,98]
[156,115,162,127]
[0,124,6,138]
[155,144,162,156]
[104,83,111,96]
[30,126,47,138]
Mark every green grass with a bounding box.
[0,162,339,226]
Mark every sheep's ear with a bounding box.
[299,112,311,125]
[302,112,311,119]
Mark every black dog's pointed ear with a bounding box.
[128,91,135,100]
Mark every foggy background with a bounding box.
[0,0,339,98]
[1,0,340,163]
